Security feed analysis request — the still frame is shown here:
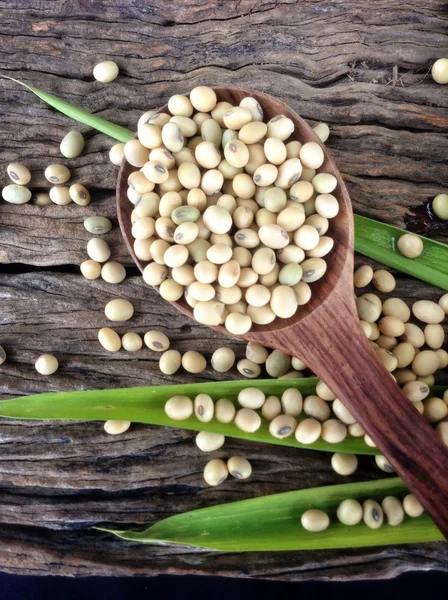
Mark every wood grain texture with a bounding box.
[0,0,447,581]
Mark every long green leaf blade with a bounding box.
[99,477,443,551]
[0,379,378,455]
[354,215,448,290]
[2,76,134,142]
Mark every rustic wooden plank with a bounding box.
[0,525,445,580]
[0,268,446,399]
[1,125,447,265]
[1,2,447,264]
[0,0,447,582]
[0,268,446,577]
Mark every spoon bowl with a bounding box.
[117,87,448,536]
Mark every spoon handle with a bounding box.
[286,309,448,538]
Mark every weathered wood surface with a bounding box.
[0,0,447,581]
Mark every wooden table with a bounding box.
[0,0,447,581]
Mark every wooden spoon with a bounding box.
[117,87,448,537]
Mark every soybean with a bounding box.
[227,456,252,479]
[104,420,131,435]
[105,299,134,322]
[2,184,32,204]
[144,330,170,351]
[331,453,358,475]
[204,458,228,486]
[196,431,225,452]
[93,61,119,83]
[382,496,404,526]
[84,216,112,235]
[50,185,71,205]
[234,408,261,432]
[87,238,111,262]
[403,494,424,517]
[165,395,193,420]
[45,164,71,184]
[295,418,322,444]
[215,398,236,423]
[121,332,143,352]
[211,347,235,372]
[81,259,102,280]
[337,498,363,526]
[238,388,265,410]
[182,350,206,373]
[35,354,59,375]
[262,396,282,421]
[301,509,329,532]
[194,393,214,422]
[7,162,31,185]
[363,499,383,529]
[354,265,373,288]
[397,233,423,258]
[98,328,121,352]
[60,130,85,158]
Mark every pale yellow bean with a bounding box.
[336,498,363,526]
[223,107,252,130]
[35,354,59,375]
[224,140,249,168]
[275,158,302,189]
[331,453,358,475]
[121,332,143,352]
[411,350,440,376]
[195,141,221,169]
[402,323,425,347]
[236,358,261,378]
[240,96,264,121]
[194,300,227,325]
[313,123,330,142]
[215,397,236,422]
[263,137,287,165]
[354,265,373,288]
[269,414,297,439]
[196,431,225,452]
[142,262,169,286]
[300,142,324,169]
[397,233,424,258]
[266,115,294,141]
[98,327,121,352]
[303,395,331,421]
[80,259,102,280]
[234,408,261,432]
[238,387,265,409]
[239,121,267,144]
[423,397,448,423]
[104,420,131,435]
[321,419,347,443]
[403,494,424,517]
[159,278,184,301]
[301,509,329,532]
[412,300,445,324]
[363,500,383,529]
[270,285,298,318]
[247,304,276,325]
[277,206,305,232]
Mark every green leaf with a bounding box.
[2,76,134,143]
[98,477,443,551]
[0,378,378,455]
[354,215,448,291]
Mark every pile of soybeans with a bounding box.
[124,86,338,335]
